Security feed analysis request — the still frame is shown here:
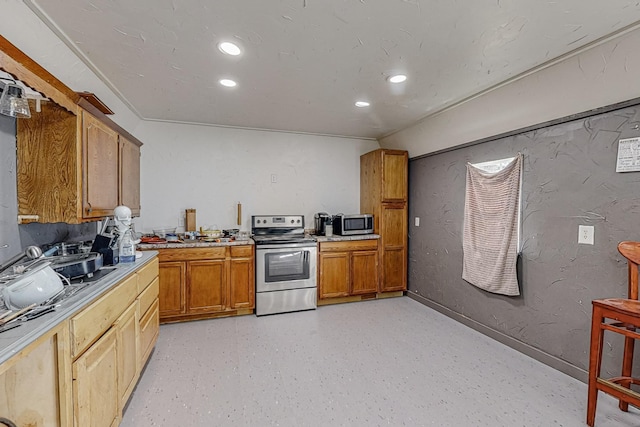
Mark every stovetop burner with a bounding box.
[251,215,316,246]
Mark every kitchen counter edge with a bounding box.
[314,234,380,242]
[0,251,158,365]
[138,239,254,249]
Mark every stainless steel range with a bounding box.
[252,215,317,316]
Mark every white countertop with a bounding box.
[0,251,158,365]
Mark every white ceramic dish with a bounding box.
[2,262,64,309]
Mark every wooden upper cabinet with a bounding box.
[16,102,143,224]
[119,136,141,216]
[360,149,408,206]
[83,111,119,218]
[17,100,82,224]
[382,151,408,202]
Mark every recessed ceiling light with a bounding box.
[218,41,241,56]
[388,74,407,83]
[219,79,237,87]
[355,101,370,107]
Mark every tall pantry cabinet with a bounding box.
[360,149,408,292]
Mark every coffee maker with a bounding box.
[314,212,331,236]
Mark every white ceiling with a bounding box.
[25,0,640,139]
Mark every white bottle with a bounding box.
[325,224,333,237]
[119,229,136,263]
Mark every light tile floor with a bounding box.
[121,297,639,427]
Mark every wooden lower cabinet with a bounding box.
[115,302,139,410]
[319,251,350,298]
[318,239,379,300]
[73,327,119,427]
[70,257,159,426]
[154,245,255,323]
[158,261,185,316]
[0,324,71,427]
[351,250,379,294]
[230,256,255,309]
[188,259,226,313]
[379,203,407,292]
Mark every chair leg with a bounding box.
[588,306,605,427]
[619,335,636,411]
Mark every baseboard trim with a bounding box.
[407,292,588,383]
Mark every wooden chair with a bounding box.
[587,241,640,426]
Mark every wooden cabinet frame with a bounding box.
[155,245,255,323]
[318,240,379,300]
[361,149,408,292]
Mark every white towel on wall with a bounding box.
[462,154,522,296]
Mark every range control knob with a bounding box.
[297,219,301,223]
[291,220,294,223]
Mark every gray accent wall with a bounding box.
[0,116,96,265]
[408,103,640,381]
[0,115,19,264]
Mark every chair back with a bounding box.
[618,241,640,300]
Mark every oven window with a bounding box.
[265,250,310,282]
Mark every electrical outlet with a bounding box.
[178,211,185,227]
[414,217,420,227]
[271,174,278,183]
[578,225,594,245]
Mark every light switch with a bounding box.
[271,174,277,183]
[414,217,420,227]
[578,225,594,245]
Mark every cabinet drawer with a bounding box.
[158,247,226,262]
[139,276,159,317]
[71,274,138,358]
[137,257,159,294]
[320,239,378,252]
[139,299,159,367]
[230,245,253,258]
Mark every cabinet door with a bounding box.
[187,259,226,313]
[230,257,255,309]
[83,112,119,218]
[0,328,67,427]
[115,302,139,410]
[380,204,407,292]
[73,327,119,427]
[119,136,141,216]
[351,250,379,294]
[319,252,350,299]
[139,299,159,369]
[381,150,408,202]
[158,261,186,317]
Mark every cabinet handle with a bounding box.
[86,202,93,214]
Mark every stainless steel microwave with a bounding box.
[332,214,374,236]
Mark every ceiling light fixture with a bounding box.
[219,79,237,88]
[218,42,242,56]
[355,101,370,107]
[0,79,31,118]
[388,74,407,83]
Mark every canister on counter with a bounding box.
[185,209,196,231]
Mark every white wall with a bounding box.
[134,121,379,233]
[380,27,640,158]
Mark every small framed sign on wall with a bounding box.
[616,137,640,172]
